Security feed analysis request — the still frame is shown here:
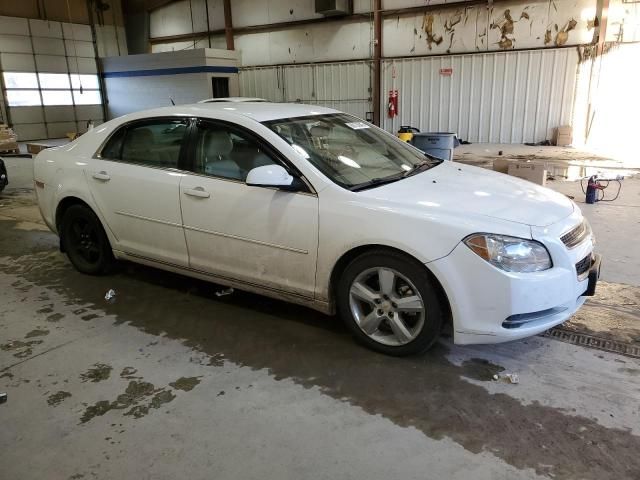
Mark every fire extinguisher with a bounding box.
[388,89,398,118]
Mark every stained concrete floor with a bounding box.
[1,155,640,480]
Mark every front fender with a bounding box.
[315,188,532,302]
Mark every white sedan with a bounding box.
[34,102,600,356]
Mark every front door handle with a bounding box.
[183,186,210,198]
[92,171,110,181]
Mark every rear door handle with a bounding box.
[183,186,210,198]
[92,171,110,181]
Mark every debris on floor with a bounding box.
[0,392,7,404]
[523,140,552,147]
[215,287,234,297]
[104,289,116,302]
[493,373,520,384]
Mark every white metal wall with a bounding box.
[382,48,579,143]
[239,61,372,119]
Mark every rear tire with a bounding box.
[337,250,444,356]
[61,204,114,275]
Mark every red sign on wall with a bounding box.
[439,68,453,76]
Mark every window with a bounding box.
[73,89,101,105]
[42,90,74,106]
[264,113,438,190]
[6,90,42,107]
[3,72,38,89]
[116,119,188,168]
[3,72,41,106]
[194,121,276,181]
[2,71,102,107]
[70,74,100,90]
[100,128,126,159]
[39,73,71,89]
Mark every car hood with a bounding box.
[359,161,574,227]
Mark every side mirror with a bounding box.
[246,165,295,189]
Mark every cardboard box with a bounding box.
[0,141,18,152]
[27,143,53,154]
[493,158,510,174]
[554,126,572,146]
[508,162,547,186]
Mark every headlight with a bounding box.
[464,234,552,273]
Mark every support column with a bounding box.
[223,0,234,50]
[372,0,382,126]
[595,0,610,55]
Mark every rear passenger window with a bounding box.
[113,119,187,168]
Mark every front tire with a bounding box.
[61,204,114,275]
[337,250,444,356]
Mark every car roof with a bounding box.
[197,97,267,103]
[114,102,341,124]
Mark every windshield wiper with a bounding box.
[349,175,404,192]
[402,158,442,177]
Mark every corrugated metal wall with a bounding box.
[238,66,284,102]
[239,61,372,119]
[382,48,579,143]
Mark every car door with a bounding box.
[87,117,190,267]
[179,118,319,297]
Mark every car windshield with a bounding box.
[263,113,440,190]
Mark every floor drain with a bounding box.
[544,328,640,358]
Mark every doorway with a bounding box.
[211,77,230,98]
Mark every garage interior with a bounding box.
[1,0,639,478]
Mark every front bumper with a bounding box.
[427,219,599,345]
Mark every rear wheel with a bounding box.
[337,250,444,356]
[61,204,114,275]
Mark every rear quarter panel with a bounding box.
[33,126,115,236]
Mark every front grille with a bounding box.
[561,221,590,249]
[575,254,592,277]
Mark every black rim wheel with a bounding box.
[69,217,102,264]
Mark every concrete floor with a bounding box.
[1,153,640,480]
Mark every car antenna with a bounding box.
[170,97,175,105]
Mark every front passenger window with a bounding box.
[194,122,277,181]
[119,120,187,168]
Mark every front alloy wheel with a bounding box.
[337,250,444,356]
[349,267,425,346]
